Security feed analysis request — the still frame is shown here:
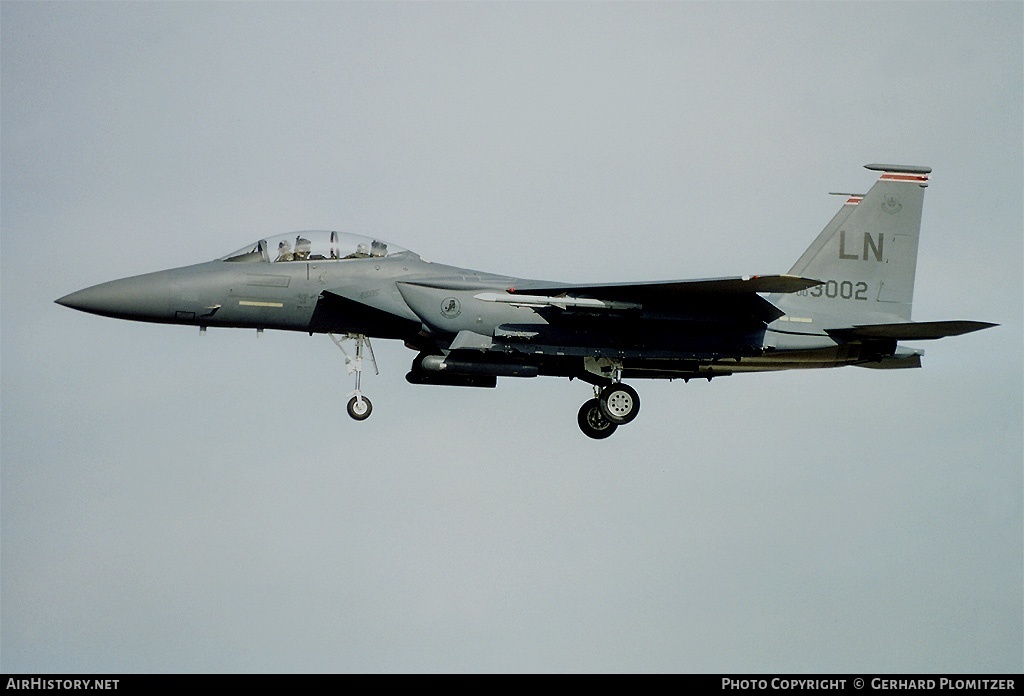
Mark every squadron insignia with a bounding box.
[881,194,902,215]
[440,297,461,318]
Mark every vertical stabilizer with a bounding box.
[775,164,930,325]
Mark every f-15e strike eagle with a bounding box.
[57,164,995,438]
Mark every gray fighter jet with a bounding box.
[57,164,995,438]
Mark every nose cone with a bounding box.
[56,270,174,322]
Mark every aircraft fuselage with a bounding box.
[56,166,996,437]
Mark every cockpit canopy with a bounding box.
[221,231,410,264]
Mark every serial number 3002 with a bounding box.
[796,280,869,300]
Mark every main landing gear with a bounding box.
[577,383,641,439]
[330,333,377,421]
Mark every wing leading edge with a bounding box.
[508,274,821,299]
[504,275,821,324]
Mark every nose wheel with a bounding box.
[346,395,373,420]
[577,382,641,438]
[330,333,378,421]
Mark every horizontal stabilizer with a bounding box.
[827,320,997,341]
[856,353,923,370]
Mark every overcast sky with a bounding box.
[2,1,1021,673]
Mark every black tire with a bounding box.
[599,384,640,425]
[578,398,618,439]
[346,395,373,421]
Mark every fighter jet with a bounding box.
[56,164,995,438]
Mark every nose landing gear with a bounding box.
[346,394,372,420]
[330,333,378,421]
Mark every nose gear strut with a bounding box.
[330,333,378,420]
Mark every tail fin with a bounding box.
[775,164,931,325]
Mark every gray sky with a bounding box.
[2,1,1021,673]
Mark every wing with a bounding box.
[494,274,822,323]
[508,274,820,298]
